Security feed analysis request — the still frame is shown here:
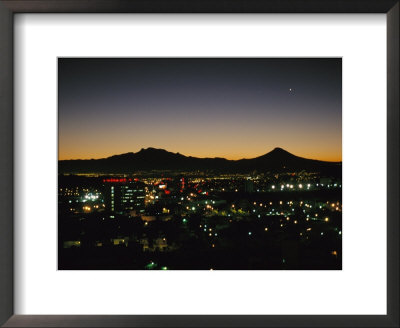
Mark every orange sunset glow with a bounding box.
[59,58,341,163]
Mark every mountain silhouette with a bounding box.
[59,147,341,175]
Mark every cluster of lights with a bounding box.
[84,193,99,200]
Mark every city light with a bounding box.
[59,168,342,269]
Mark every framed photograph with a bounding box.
[57,57,343,271]
[0,1,398,327]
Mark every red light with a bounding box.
[104,178,126,183]
[164,190,171,195]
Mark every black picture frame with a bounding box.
[0,1,398,327]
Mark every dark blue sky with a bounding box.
[59,58,341,161]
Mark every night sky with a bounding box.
[58,58,342,161]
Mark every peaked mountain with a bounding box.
[59,147,341,175]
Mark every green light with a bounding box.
[145,261,157,270]
[182,218,187,223]
[161,266,168,270]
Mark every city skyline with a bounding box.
[59,58,342,162]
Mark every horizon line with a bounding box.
[58,147,342,163]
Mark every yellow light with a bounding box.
[264,227,268,231]
[324,217,329,222]
[286,217,290,221]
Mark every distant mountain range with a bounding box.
[59,147,341,175]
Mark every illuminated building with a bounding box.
[139,237,168,252]
[103,179,146,214]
